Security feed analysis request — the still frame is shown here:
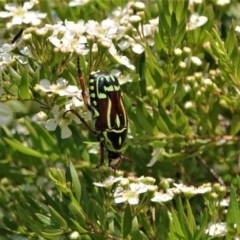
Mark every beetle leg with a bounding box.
[63,109,96,135]
[109,155,134,170]
[77,57,91,111]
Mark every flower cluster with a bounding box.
[0,2,46,28]
[93,175,214,205]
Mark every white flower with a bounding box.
[205,222,227,237]
[134,2,145,10]
[114,187,140,205]
[118,40,131,51]
[218,198,230,207]
[184,101,194,109]
[49,31,89,55]
[114,180,156,205]
[191,56,202,66]
[203,78,213,85]
[132,43,144,54]
[174,48,182,56]
[37,78,79,97]
[129,15,142,23]
[0,43,15,64]
[189,0,203,5]
[93,176,123,188]
[109,45,135,70]
[31,111,47,124]
[216,0,230,6]
[172,183,211,195]
[179,61,187,68]
[235,25,240,34]
[186,13,208,31]
[0,2,47,28]
[151,192,174,203]
[69,231,80,239]
[45,105,81,139]
[0,102,13,125]
[69,0,90,7]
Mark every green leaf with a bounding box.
[227,185,240,232]
[88,198,106,230]
[174,105,192,135]
[230,115,240,135]
[68,218,88,233]
[170,208,185,239]
[19,67,31,99]
[48,206,68,229]
[158,101,176,132]
[135,98,153,134]
[3,137,48,158]
[8,65,21,84]
[186,200,196,236]
[70,162,81,203]
[35,214,51,226]
[131,216,141,239]
[123,204,132,238]
[64,196,87,228]
[195,209,208,240]
[41,227,64,239]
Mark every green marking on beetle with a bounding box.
[89,79,95,83]
[90,86,94,90]
[104,75,110,82]
[98,93,107,98]
[93,100,97,106]
[90,93,96,98]
[91,70,100,75]
[107,97,112,128]
[119,98,127,124]
[118,136,122,146]
[116,114,120,127]
[91,106,99,118]
[110,75,116,83]
[104,85,120,91]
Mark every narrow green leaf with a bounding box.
[41,227,64,239]
[64,197,87,228]
[230,115,240,135]
[123,204,132,238]
[176,198,187,236]
[136,99,153,134]
[153,109,170,134]
[175,0,188,24]
[227,186,240,232]
[88,198,106,230]
[8,65,21,84]
[35,213,51,226]
[174,105,192,135]
[48,205,68,229]
[158,101,176,132]
[21,191,42,211]
[186,200,196,236]
[171,208,185,238]
[225,27,235,56]
[195,209,209,240]
[170,13,178,38]
[68,218,88,233]
[131,216,141,239]
[70,162,81,203]
[3,137,48,158]
[19,67,30,99]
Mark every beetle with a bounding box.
[65,58,132,169]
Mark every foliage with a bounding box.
[1,0,240,239]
